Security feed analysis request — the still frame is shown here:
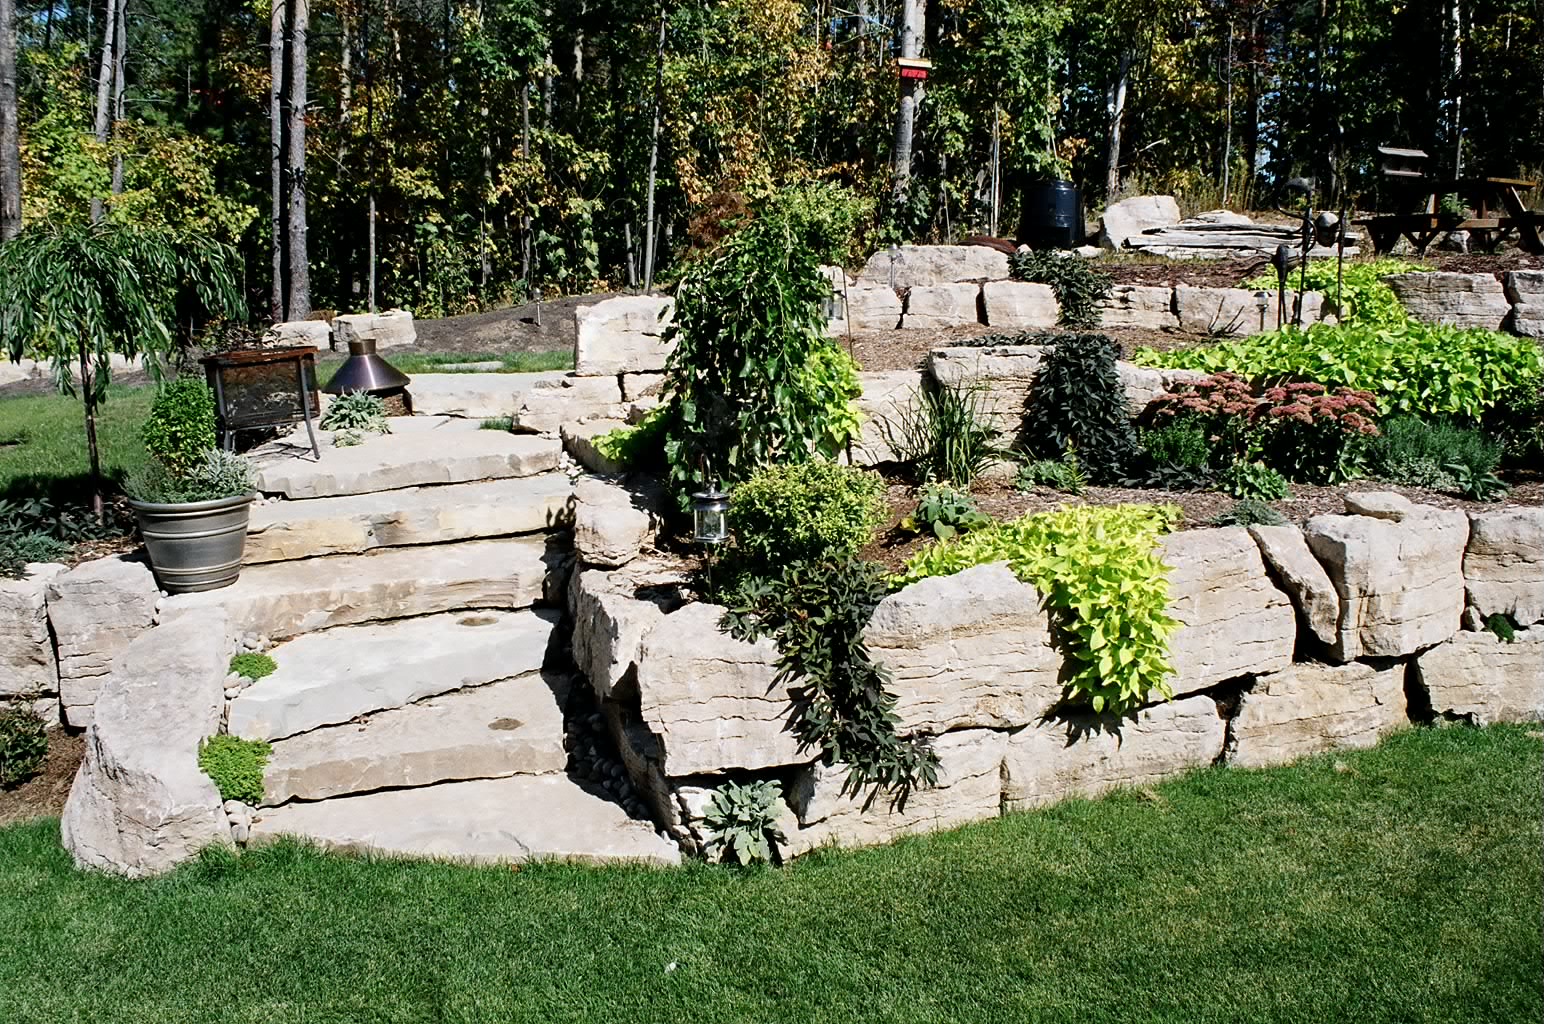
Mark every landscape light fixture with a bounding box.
[691,487,730,547]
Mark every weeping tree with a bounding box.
[0,223,246,518]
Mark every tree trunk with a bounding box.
[1104,48,1132,200]
[284,0,311,320]
[270,0,285,320]
[110,0,127,197]
[1244,8,1260,209]
[79,338,104,522]
[90,0,119,224]
[641,7,666,293]
[0,0,21,241]
[338,7,352,167]
[891,0,924,202]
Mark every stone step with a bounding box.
[246,473,575,564]
[249,774,681,866]
[407,371,568,419]
[163,536,556,641]
[260,672,570,806]
[252,416,561,499]
[229,608,560,741]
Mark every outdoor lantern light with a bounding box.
[691,487,730,546]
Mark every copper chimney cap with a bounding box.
[323,338,410,395]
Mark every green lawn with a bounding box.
[0,383,154,502]
[320,349,574,383]
[0,725,1538,1024]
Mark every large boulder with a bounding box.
[46,556,160,728]
[856,245,1010,291]
[1384,272,1509,330]
[1503,271,1544,337]
[1158,528,1297,692]
[1002,696,1224,810]
[0,564,65,701]
[851,369,925,466]
[783,728,1006,855]
[1415,627,1544,725]
[1304,502,1468,661]
[1116,364,1206,418]
[844,287,904,331]
[1228,660,1407,768]
[332,309,416,350]
[864,564,1061,735]
[981,281,1059,330]
[512,375,627,435]
[573,295,675,376]
[901,283,982,330]
[568,563,680,700]
[927,345,1047,436]
[1249,524,1341,647]
[1463,507,1544,625]
[60,608,233,877]
[265,319,332,348]
[1099,195,1182,250]
[572,476,660,569]
[635,603,803,775]
[1097,285,1177,329]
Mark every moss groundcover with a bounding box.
[0,725,1538,1024]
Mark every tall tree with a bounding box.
[0,0,19,240]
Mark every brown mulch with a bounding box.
[1101,256,1269,289]
[0,730,84,826]
[1423,251,1544,275]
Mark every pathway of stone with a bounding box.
[174,401,678,866]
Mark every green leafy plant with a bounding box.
[659,215,859,504]
[1008,250,1111,328]
[1444,461,1509,502]
[726,462,887,576]
[1021,333,1140,484]
[1242,258,1426,327]
[901,483,992,541]
[759,181,873,267]
[1486,380,1544,470]
[0,534,70,580]
[0,701,49,788]
[591,407,668,471]
[1015,448,1087,495]
[1217,460,1290,500]
[0,223,245,518]
[141,377,218,476]
[1369,416,1505,499]
[125,449,254,504]
[197,735,271,806]
[725,559,938,809]
[702,780,788,865]
[229,652,277,681]
[898,504,1182,716]
[320,391,390,435]
[878,383,1002,486]
[479,416,513,431]
[1208,499,1287,527]
[1140,420,1212,474]
[1485,613,1516,644]
[1134,320,1544,422]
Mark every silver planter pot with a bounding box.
[129,492,256,594]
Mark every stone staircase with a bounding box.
[168,413,679,867]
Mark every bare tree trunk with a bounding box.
[520,79,531,286]
[0,0,21,240]
[338,6,352,166]
[79,338,104,521]
[110,1,127,197]
[641,7,666,293]
[284,0,311,320]
[90,0,119,224]
[1104,48,1132,200]
[270,0,285,319]
[891,0,924,202]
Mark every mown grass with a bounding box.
[0,383,154,501]
[326,349,574,381]
[0,725,1537,1024]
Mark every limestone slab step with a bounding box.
[229,608,560,741]
[250,775,681,866]
[260,672,570,805]
[163,536,556,640]
[252,417,561,498]
[246,474,574,563]
[407,371,568,419]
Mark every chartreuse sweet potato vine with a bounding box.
[897,504,1182,716]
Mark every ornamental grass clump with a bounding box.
[899,503,1182,716]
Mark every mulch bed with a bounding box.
[0,730,84,827]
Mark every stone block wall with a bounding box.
[1386,271,1543,337]
[565,488,1543,859]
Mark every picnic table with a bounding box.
[1355,176,1543,255]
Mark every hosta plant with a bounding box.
[901,483,992,540]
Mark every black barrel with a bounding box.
[1017,179,1082,250]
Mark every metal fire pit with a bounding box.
[323,338,413,415]
[201,345,321,459]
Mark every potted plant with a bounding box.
[124,377,257,593]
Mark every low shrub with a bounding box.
[878,383,1002,486]
[1140,420,1212,474]
[759,181,873,267]
[1370,416,1505,500]
[1008,250,1112,328]
[0,532,70,579]
[125,449,255,504]
[479,416,513,431]
[1134,320,1544,421]
[1020,333,1140,484]
[321,391,390,435]
[229,652,277,681]
[142,377,218,476]
[0,701,49,788]
[591,407,668,471]
[197,735,271,806]
[901,483,991,541]
[726,461,887,575]
[1208,498,1287,527]
[1242,258,1426,327]
[702,780,788,865]
[1484,380,1544,470]
[1217,460,1290,500]
[898,504,1182,715]
[1015,450,1087,495]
